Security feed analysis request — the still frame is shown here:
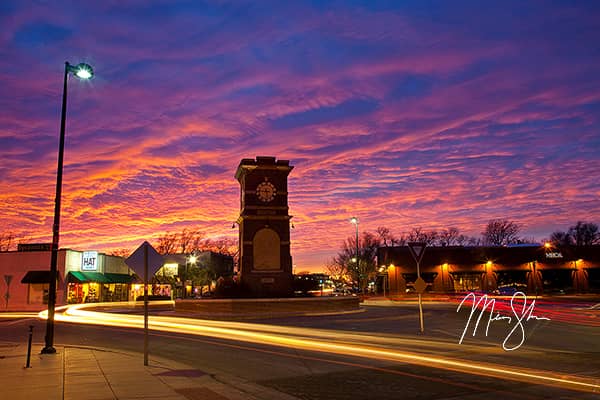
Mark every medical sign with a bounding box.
[82,251,99,271]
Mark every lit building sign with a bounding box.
[161,263,179,277]
[545,252,563,259]
[82,251,99,271]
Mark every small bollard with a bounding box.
[26,325,33,368]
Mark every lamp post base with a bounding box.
[41,345,56,354]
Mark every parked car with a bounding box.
[495,284,527,295]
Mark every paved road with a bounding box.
[1,301,599,399]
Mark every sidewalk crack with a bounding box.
[91,349,118,399]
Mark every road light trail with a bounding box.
[0,312,39,319]
[38,302,600,394]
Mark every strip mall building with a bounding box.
[0,244,235,311]
[0,244,136,311]
[377,245,600,295]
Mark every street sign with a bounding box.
[125,241,164,278]
[407,242,427,264]
[124,241,163,367]
[414,276,427,294]
[407,242,427,333]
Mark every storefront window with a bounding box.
[587,268,600,291]
[27,283,49,304]
[541,269,573,293]
[98,283,130,302]
[451,272,482,292]
[67,283,85,304]
[495,271,528,294]
[496,270,528,287]
[67,282,101,303]
[131,284,171,300]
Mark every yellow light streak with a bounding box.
[35,302,600,394]
[0,312,39,319]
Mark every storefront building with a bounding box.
[377,245,600,295]
[64,249,137,303]
[155,252,235,299]
[0,245,236,310]
[0,244,136,311]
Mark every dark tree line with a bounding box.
[549,221,599,246]
[374,220,518,248]
[107,228,238,260]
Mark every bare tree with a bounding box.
[178,228,205,253]
[154,232,179,255]
[154,228,213,255]
[568,221,599,246]
[0,232,16,251]
[197,237,237,256]
[482,219,521,246]
[324,260,347,282]
[333,231,381,292]
[375,226,397,247]
[467,236,482,246]
[406,227,438,245]
[438,227,460,246]
[107,248,131,258]
[393,234,407,246]
[549,231,572,246]
[455,234,472,246]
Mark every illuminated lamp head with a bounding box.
[69,63,94,80]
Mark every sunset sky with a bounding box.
[1,1,599,271]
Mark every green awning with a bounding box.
[67,271,110,283]
[104,273,137,284]
[67,271,136,284]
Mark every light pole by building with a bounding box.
[187,254,197,298]
[379,265,388,298]
[441,263,448,293]
[484,261,492,293]
[42,62,94,354]
[350,217,359,293]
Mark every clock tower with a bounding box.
[235,156,294,297]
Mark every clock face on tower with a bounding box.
[256,180,276,202]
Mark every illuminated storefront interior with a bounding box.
[66,272,136,303]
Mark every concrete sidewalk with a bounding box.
[0,342,300,400]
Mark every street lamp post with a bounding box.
[484,261,492,293]
[350,217,359,293]
[441,263,448,293]
[187,254,197,298]
[379,265,388,298]
[42,62,93,354]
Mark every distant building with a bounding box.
[377,245,600,295]
[154,251,234,298]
